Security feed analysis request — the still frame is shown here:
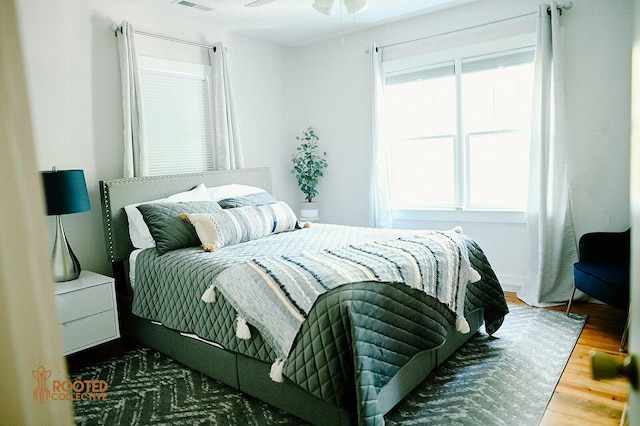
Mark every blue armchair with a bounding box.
[566,229,630,350]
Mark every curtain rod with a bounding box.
[372,1,573,52]
[109,24,214,50]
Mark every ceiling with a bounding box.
[116,0,476,47]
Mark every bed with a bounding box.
[99,167,509,425]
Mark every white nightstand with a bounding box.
[54,270,120,355]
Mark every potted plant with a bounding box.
[291,127,328,221]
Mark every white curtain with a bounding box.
[370,43,393,228]
[116,27,243,175]
[209,43,244,170]
[518,3,578,306]
[116,21,147,178]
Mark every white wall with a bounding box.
[564,0,632,233]
[289,0,633,291]
[15,0,632,291]
[15,0,295,276]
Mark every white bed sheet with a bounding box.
[129,248,143,288]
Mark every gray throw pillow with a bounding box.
[137,201,222,255]
[217,192,279,209]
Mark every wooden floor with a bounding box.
[505,292,629,426]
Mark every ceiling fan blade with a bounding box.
[245,0,278,7]
[344,0,367,14]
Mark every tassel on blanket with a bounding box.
[236,316,251,339]
[451,225,463,234]
[201,284,216,303]
[469,268,481,283]
[295,221,312,229]
[269,358,286,383]
[456,316,470,334]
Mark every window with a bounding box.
[382,37,535,213]
[138,56,214,176]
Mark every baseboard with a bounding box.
[496,274,522,294]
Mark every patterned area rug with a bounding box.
[72,305,586,425]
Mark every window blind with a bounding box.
[385,62,455,86]
[462,47,535,74]
[139,67,214,176]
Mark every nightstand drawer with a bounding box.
[56,282,114,323]
[61,310,118,354]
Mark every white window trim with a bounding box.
[393,208,527,224]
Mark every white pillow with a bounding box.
[124,183,210,249]
[207,184,266,202]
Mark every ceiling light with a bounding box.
[312,0,333,15]
[312,0,367,15]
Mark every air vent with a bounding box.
[172,0,213,12]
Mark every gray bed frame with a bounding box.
[99,167,483,425]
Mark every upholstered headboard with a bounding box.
[99,168,272,264]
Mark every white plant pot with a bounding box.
[300,202,319,222]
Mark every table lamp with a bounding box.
[41,167,91,282]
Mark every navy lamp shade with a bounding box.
[41,168,91,282]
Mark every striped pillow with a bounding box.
[269,201,298,233]
[184,201,298,252]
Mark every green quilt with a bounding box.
[132,225,508,425]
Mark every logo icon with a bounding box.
[32,365,52,404]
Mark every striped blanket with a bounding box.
[202,228,480,371]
